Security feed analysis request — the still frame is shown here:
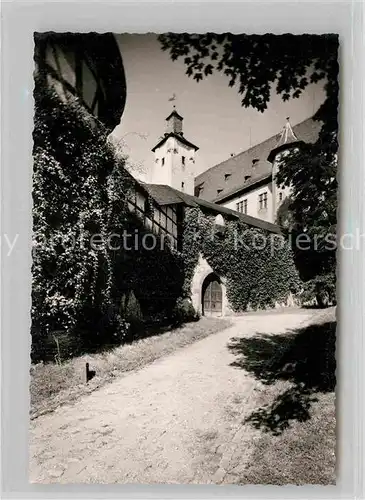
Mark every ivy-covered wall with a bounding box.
[182,207,301,312]
[32,79,185,361]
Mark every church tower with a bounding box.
[151,107,199,195]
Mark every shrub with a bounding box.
[122,291,143,335]
[301,274,336,308]
[172,298,199,325]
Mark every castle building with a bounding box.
[144,108,321,316]
[35,29,312,320]
[145,107,302,316]
[194,117,322,224]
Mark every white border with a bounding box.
[1,1,364,498]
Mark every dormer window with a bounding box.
[252,158,259,166]
[224,173,231,181]
[244,175,251,182]
[195,182,204,197]
[214,214,226,236]
[215,214,225,226]
[217,189,223,195]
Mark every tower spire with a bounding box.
[165,107,183,135]
[275,117,298,147]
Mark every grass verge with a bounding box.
[240,388,335,485]
[30,317,231,419]
[239,384,336,486]
[230,307,336,485]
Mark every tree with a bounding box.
[159,33,339,303]
[158,33,338,128]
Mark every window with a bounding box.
[162,157,165,166]
[236,199,248,214]
[182,156,185,165]
[181,182,184,191]
[259,192,268,210]
[279,192,283,202]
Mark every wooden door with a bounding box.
[203,279,222,316]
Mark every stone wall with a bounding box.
[190,254,231,317]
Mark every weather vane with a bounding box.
[168,93,177,108]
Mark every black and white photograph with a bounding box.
[29,31,338,485]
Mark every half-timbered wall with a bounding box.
[127,186,180,249]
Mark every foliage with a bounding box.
[159,33,339,294]
[275,142,337,296]
[158,33,338,122]
[300,274,336,307]
[121,290,143,335]
[182,208,301,311]
[32,78,185,361]
[180,207,202,297]
[32,77,132,360]
[172,298,199,326]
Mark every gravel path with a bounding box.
[30,309,315,484]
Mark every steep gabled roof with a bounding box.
[166,109,184,122]
[151,132,199,152]
[142,183,281,234]
[194,117,322,203]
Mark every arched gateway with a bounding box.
[201,273,223,317]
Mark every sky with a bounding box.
[112,34,326,182]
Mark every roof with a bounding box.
[151,132,199,153]
[275,117,298,148]
[141,183,194,206]
[142,183,281,234]
[166,109,184,122]
[194,117,322,203]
